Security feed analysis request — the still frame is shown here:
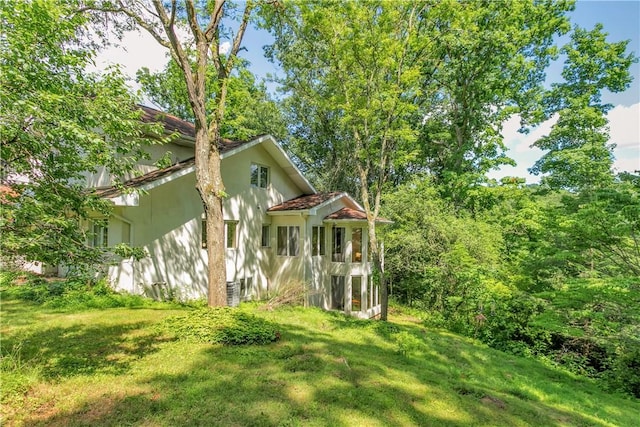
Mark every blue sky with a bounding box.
[95,0,640,180]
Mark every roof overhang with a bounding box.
[221,135,316,195]
[266,192,363,217]
[100,134,315,206]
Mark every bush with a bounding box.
[0,273,152,309]
[160,308,280,345]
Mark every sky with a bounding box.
[94,0,640,182]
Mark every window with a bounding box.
[122,222,131,245]
[352,228,362,263]
[91,222,109,247]
[352,276,362,311]
[261,225,270,247]
[369,276,379,308]
[240,277,253,301]
[332,226,345,262]
[277,226,299,256]
[201,218,206,248]
[312,226,325,256]
[250,164,269,188]
[225,221,238,249]
[331,276,345,310]
[201,218,237,249]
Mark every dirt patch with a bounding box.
[481,395,506,409]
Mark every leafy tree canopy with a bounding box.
[0,0,159,271]
[137,57,287,141]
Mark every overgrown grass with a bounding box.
[1,279,639,426]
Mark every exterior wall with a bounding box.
[269,214,307,294]
[84,141,195,188]
[221,143,305,299]
[105,140,307,301]
[107,172,208,300]
[97,137,382,317]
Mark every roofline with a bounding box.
[137,164,196,194]
[322,217,394,225]
[266,192,363,216]
[104,134,315,197]
[221,135,316,195]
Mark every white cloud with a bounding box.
[607,103,640,149]
[219,41,231,55]
[491,105,640,182]
[608,103,640,173]
[91,29,170,86]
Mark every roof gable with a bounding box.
[324,207,392,224]
[137,106,315,195]
[267,192,344,212]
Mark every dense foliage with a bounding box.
[382,178,640,397]
[0,271,164,310]
[0,0,161,272]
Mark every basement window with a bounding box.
[331,275,345,310]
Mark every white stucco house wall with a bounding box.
[90,106,389,318]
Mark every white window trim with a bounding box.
[250,163,270,188]
[312,225,326,256]
[261,225,271,247]
[277,225,300,257]
[225,221,239,249]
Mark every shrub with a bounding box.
[1,273,153,309]
[160,308,280,345]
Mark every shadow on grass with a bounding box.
[21,309,635,427]
[4,323,171,379]
[1,297,174,380]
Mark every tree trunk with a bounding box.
[194,123,227,307]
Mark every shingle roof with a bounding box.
[95,107,270,198]
[140,105,196,138]
[138,105,264,152]
[267,192,343,212]
[94,157,195,198]
[324,207,392,223]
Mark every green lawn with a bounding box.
[1,295,638,426]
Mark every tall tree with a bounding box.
[418,0,573,205]
[95,0,256,306]
[531,24,635,191]
[263,0,430,319]
[137,58,287,141]
[0,0,154,272]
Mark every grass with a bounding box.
[2,292,639,426]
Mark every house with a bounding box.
[91,106,388,318]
